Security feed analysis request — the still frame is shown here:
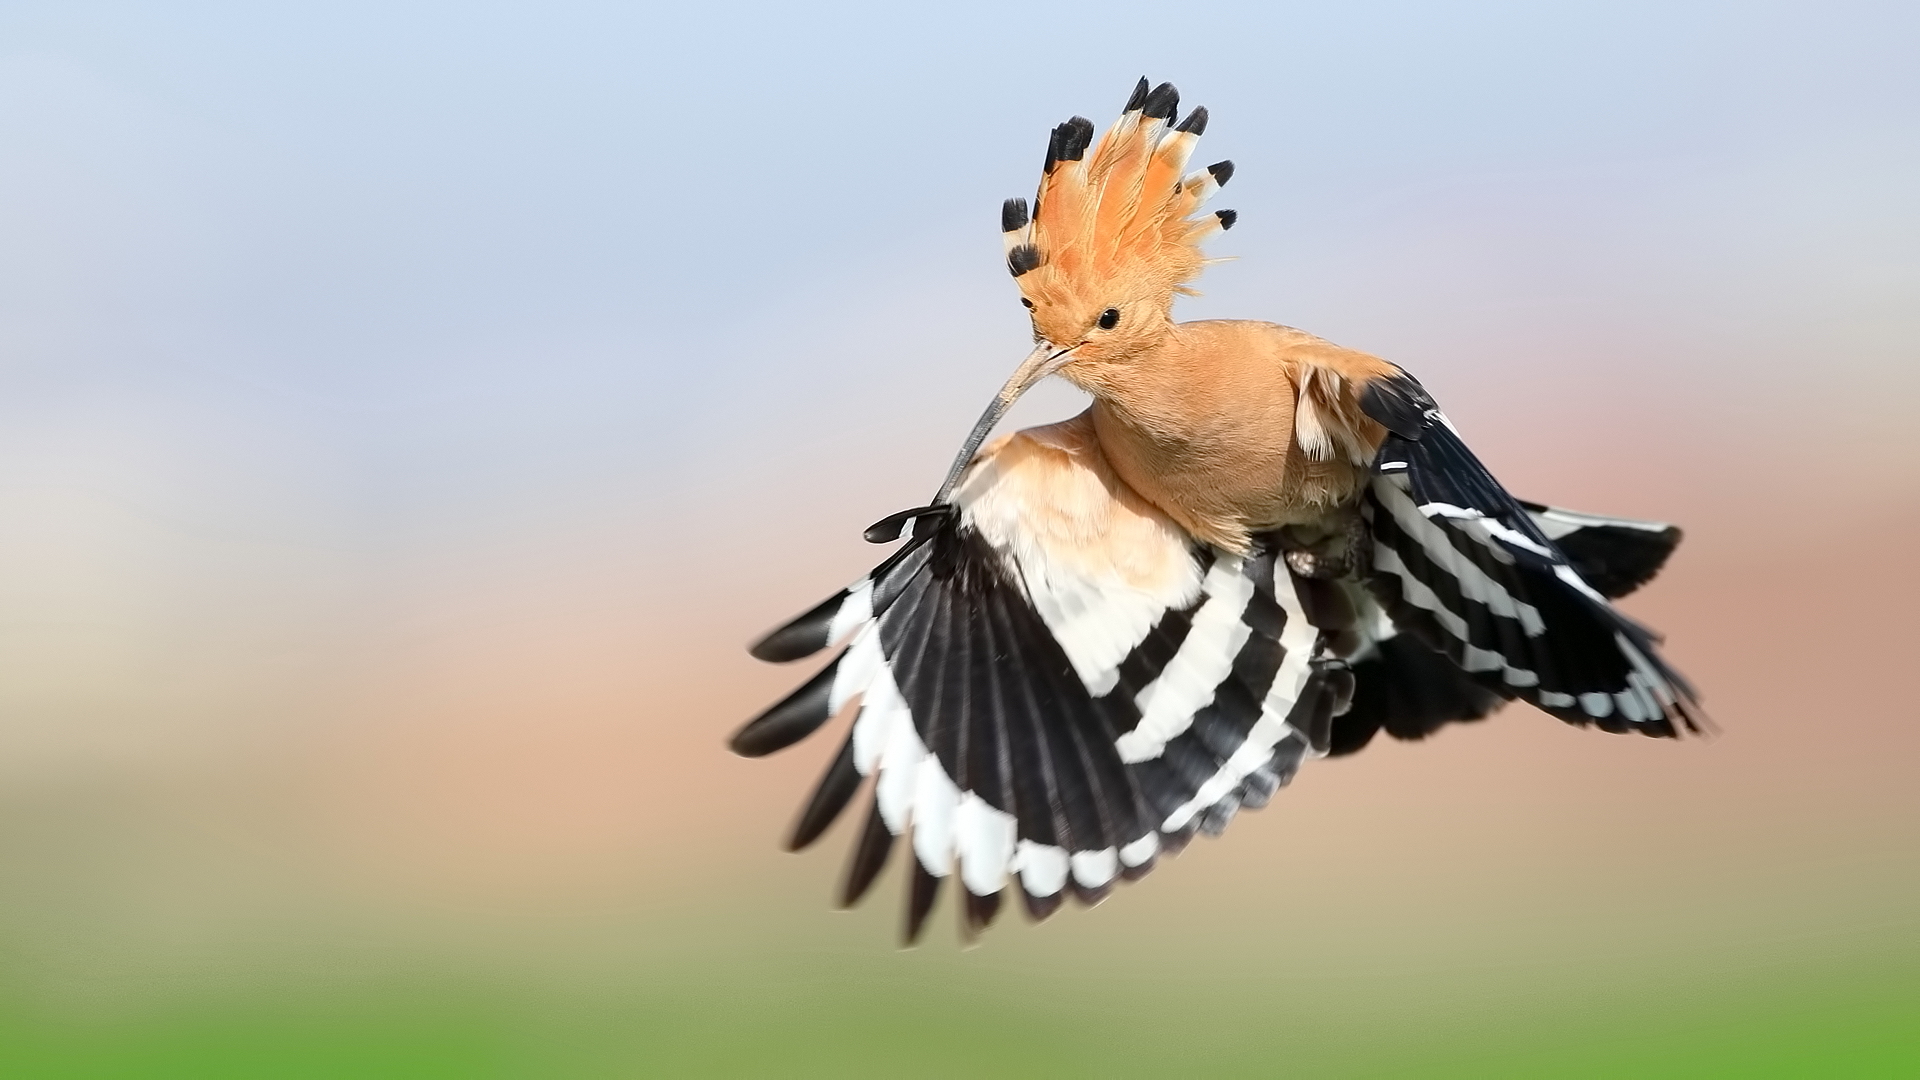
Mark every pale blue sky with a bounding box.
[0,1,1915,766]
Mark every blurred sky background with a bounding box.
[1,1,1917,1075]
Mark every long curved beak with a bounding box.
[930,341,1077,505]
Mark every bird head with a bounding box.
[928,79,1236,504]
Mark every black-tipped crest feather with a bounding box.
[1001,197,1029,232]
[1044,117,1094,173]
[1141,82,1179,120]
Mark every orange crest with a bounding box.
[1001,78,1236,346]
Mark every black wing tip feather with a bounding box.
[729,659,840,757]
[748,591,847,662]
[1021,888,1064,923]
[963,888,1004,938]
[1517,500,1685,600]
[1565,526,1683,599]
[903,861,943,945]
[840,800,895,909]
[786,737,862,851]
[1070,881,1113,909]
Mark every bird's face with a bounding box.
[1020,276,1175,380]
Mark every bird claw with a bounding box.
[1280,513,1369,579]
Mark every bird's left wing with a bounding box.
[734,416,1339,942]
[1357,369,1704,736]
[1329,500,1687,756]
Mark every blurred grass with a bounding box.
[2,758,1915,1079]
[1,932,1912,1078]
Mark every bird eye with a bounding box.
[1021,297,1034,310]
[1097,308,1120,330]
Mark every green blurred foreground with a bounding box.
[1,912,1912,1078]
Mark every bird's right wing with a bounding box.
[1357,370,1704,737]
[734,415,1341,942]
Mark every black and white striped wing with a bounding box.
[734,423,1338,941]
[1330,501,1686,755]
[1358,371,1703,736]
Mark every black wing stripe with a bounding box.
[961,593,1019,900]
[989,585,1073,901]
[869,537,935,616]
[983,586,1062,848]
[1330,634,1505,756]
[903,578,961,879]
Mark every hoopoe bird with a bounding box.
[733,79,1703,943]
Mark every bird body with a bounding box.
[1078,319,1397,549]
[733,79,1703,943]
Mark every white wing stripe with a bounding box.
[1161,566,1321,833]
[825,577,875,646]
[1530,507,1674,540]
[1374,545,1543,689]
[955,794,1018,895]
[874,704,923,832]
[910,752,960,875]
[851,661,908,775]
[1420,501,1554,558]
[1377,480,1546,635]
[829,622,884,715]
[1118,832,1159,867]
[1116,554,1255,764]
[1069,848,1119,889]
[1014,840,1069,897]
